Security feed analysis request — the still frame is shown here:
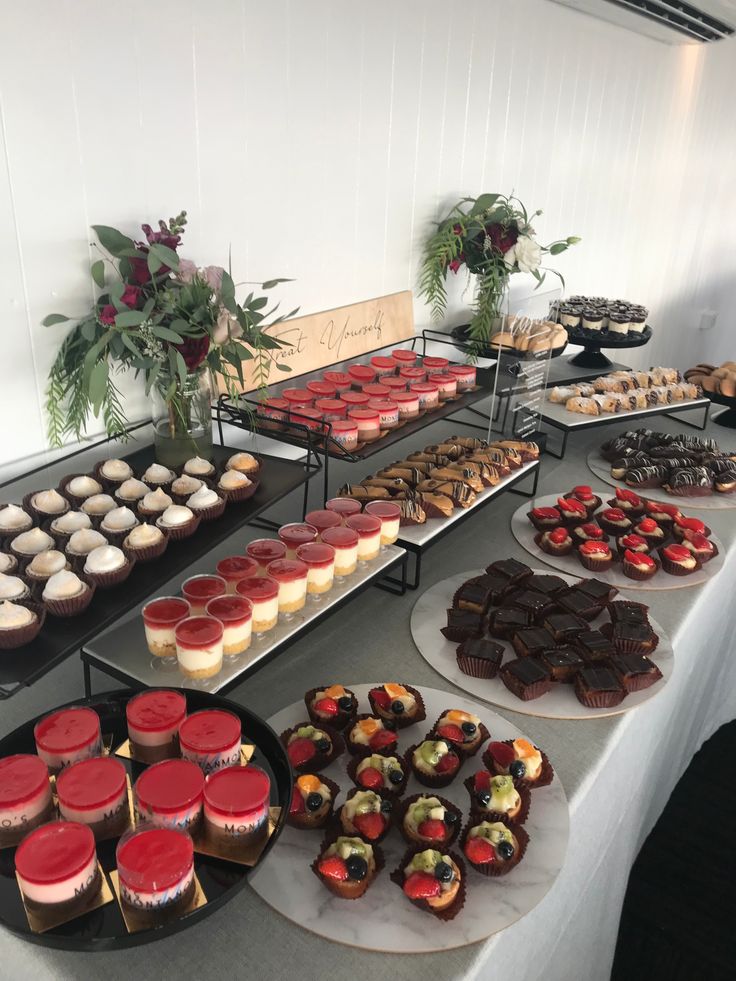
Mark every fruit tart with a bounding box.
[672,514,710,541]
[280,722,345,771]
[527,506,562,532]
[312,834,383,899]
[367,683,426,729]
[596,507,633,537]
[632,517,666,547]
[535,526,574,556]
[621,549,659,581]
[483,739,554,789]
[615,533,651,557]
[428,709,489,759]
[566,485,602,517]
[658,543,701,576]
[407,738,462,788]
[338,788,393,843]
[347,752,408,796]
[570,522,609,547]
[346,715,399,757]
[390,847,466,920]
[397,794,462,847]
[608,488,645,517]
[461,820,529,877]
[464,771,530,825]
[556,496,589,526]
[577,540,614,573]
[288,774,341,830]
[680,529,718,563]
[303,684,358,730]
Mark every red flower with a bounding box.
[98,304,116,325]
[130,221,182,285]
[121,285,141,308]
[486,222,518,254]
[449,253,466,274]
[174,336,210,371]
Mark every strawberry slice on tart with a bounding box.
[390,846,466,920]
[483,738,554,788]
[461,820,529,876]
[429,709,489,759]
[346,715,398,758]
[304,684,358,730]
[287,773,341,830]
[398,793,462,847]
[367,683,426,728]
[312,834,382,899]
[338,788,393,843]
[280,722,345,772]
[349,752,408,796]
[407,739,462,788]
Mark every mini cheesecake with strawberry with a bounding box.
[608,488,645,517]
[348,753,408,796]
[408,739,462,788]
[680,529,718,563]
[430,709,489,759]
[557,496,588,526]
[633,517,666,547]
[577,540,614,573]
[659,543,700,576]
[346,716,399,757]
[281,722,345,771]
[338,788,393,842]
[288,774,339,830]
[645,500,680,530]
[622,548,659,581]
[464,771,529,825]
[304,684,358,730]
[390,847,465,920]
[535,526,574,556]
[570,522,608,547]
[398,794,461,847]
[483,739,554,789]
[527,506,561,532]
[566,485,601,517]
[312,835,381,899]
[367,683,426,729]
[461,820,529,877]
[597,507,633,536]
[672,514,710,541]
[615,533,651,556]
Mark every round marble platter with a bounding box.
[510,492,725,590]
[586,449,736,510]
[410,569,673,720]
[249,683,569,953]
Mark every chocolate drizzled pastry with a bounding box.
[396,497,427,525]
[664,467,713,495]
[416,479,475,507]
[338,484,390,500]
[625,465,670,487]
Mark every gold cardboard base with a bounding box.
[16,863,114,934]
[192,806,281,867]
[115,740,255,767]
[108,870,207,934]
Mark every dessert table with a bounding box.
[2,411,735,981]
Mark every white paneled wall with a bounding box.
[1,0,736,475]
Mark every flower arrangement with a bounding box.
[43,211,295,455]
[418,193,579,351]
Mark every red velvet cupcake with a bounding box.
[577,540,614,573]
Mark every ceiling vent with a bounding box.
[549,0,736,43]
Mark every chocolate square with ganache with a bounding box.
[524,574,570,597]
[456,637,504,674]
[576,666,626,696]
[511,627,556,659]
[471,573,512,605]
[499,657,553,701]
[543,613,589,643]
[607,621,658,654]
[453,579,494,614]
[540,645,584,682]
[488,607,531,639]
[573,578,618,605]
[576,630,616,662]
[606,600,650,625]
[441,608,486,642]
[610,655,663,692]
[555,590,600,621]
[505,590,556,621]
[486,559,533,584]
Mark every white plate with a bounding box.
[510,491,725,590]
[587,449,736,510]
[410,570,673,720]
[249,684,569,952]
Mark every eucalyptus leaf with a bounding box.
[114,310,146,328]
[149,243,179,270]
[261,278,293,289]
[147,251,163,275]
[42,314,70,327]
[549,242,568,255]
[220,270,236,304]
[92,225,136,258]
[89,359,109,413]
[152,324,185,343]
[173,349,187,387]
[81,320,98,343]
[91,260,105,288]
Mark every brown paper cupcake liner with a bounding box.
[482,742,555,789]
[344,714,399,758]
[621,557,660,581]
[155,513,201,541]
[534,531,574,557]
[98,523,140,548]
[43,579,95,618]
[25,561,72,592]
[463,776,531,826]
[122,528,170,564]
[220,454,263,479]
[176,459,218,480]
[0,600,46,649]
[499,668,552,701]
[615,662,664,693]
[217,477,260,504]
[573,676,627,708]
[311,831,384,899]
[389,846,466,921]
[189,491,227,523]
[0,552,19,575]
[83,556,136,591]
[367,684,426,730]
[287,775,341,831]
[455,649,499,680]
[279,722,345,772]
[578,551,614,573]
[336,789,394,844]
[526,512,562,532]
[0,504,34,547]
[22,491,70,525]
[405,742,462,788]
[57,473,104,509]
[428,715,490,761]
[64,544,108,575]
[657,548,702,577]
[459,821,530,877]
[686,539,719,563]
[597,518,633,537]
[599,621,660,656]
[345,751,409,797]
[395,793,462,847]
[137,503,172,523]
[673,523,712,541]
[169,476,217,507]
[303,686,359,731]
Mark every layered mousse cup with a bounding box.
[203,764,271,849]
[321,526,360,577]
[411,381,440,410]
[34,706,102,774]
[449,364,476,391]
[368,398,399,430]
[325,497,362,520]
[382,375,407,394]
[142,596,191,661]
[56,756,129,839]
[235,576,279,634]
[215,556,259,594]
[296,542,336,598]
[256,397,289,429]
[15,821,100,918]
[181,574,227,615]
[347,408,382,443]
[393,390,420,419]
[134,758,204,832]
[370,355,397,377]
[362,383,390,399]
[282,388,314,411]
[178,709,242,775]
[0,754,53,846]
[174,616,224,680]
[322,371,351,393]
[305,509,342,538]
[278,522,318,559]
[330,419,359,452]
[116,826,194,923]
[399,366,427,384]
[245,538,287,574]
[306,380,337,400]
[365,501,401,546]
[205,595,253,657]
[347,364,376,389]
[391,348,418,367]
[345,514,382,562]
[431,373,458,401]
[422,356,449,376]
[126,689,187,763]
[267,558,309,616]
[315,398,346,421]
[339,390,370,410]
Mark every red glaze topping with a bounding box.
[391,348,417,364]
[573,485,593,498]
[126,690,186,732]
[314,399,346,417]
[616,488,642,506]
[624,549,656,569]
[174,616,224,648]
[206,594,253,624]
[321,526,360,549]
[368,398,399,414]
[339,390,370,406]
[382,376,408,391]
[410,382,439,394]
[117,827,193,892]
[291,407,324,429]
[261,397,289,413]
[181,575,227,602]
[296,543,336,568]
[134,759,204,813]
[449,364,476,376]
[620,534,648,550]
[216,556,259,581]
[246,539,287,564]
[236,576,280,603]
[323,371,352,389]
[330,419,359,434]
[400,367,427,381]
[602,508,626,522]
[34,707,101,754]
[363,384,391,398]
[142,596,191,627]
[305,509,342,533]
[204,764,270,817]
[324,498,362,517]
[637,518,659,533]
[547,528,570,544]
[267,558,309,582]
[179,710,241,753]
[282,388,314,405]
[306,380,337,398]
[675,515,706,534]
[56,757,126,810]
[393,391,420,403]
[684,531,714,551]
[345,514,382,538]
[365,501,401,521]
[347,408,381,424]
[422,357,449,370]
[558,497,586,515]
[663,544,692,562]
[647,501,680,518]
[579,541,611,555]
[579,523,604,538]
[278,523,319,548]
[532,507,560,520]
[371,356,396,371]
[430,373,457,387]
[16,822,95,885]
[347,364,376,383]
[0,755,49,807]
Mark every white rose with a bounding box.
[505,235,542,274]
[212,306,243,345]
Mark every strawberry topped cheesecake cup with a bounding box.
[267,558,309,617]
[364,501,401,546]
[278,522,318,559]
[205,594,253,657]
[345,514,381,563]
[181,574,227,615]
[304,509,342,537]
[56,756,130,840]
[142,596,191,663]
[235,576,279,635]
[179,709,242,775]
[245,538,287,573]
[174,616,224,681]
[34,706,102,774]
[15,821,101,919]
[203,763,271,849]
[126,689,187,762]
[215,556,259,594]
[116,826,195,923]
[296,542,336,600]
[134,758,204,832]
[0,754,53,846]
[321,526,360,578]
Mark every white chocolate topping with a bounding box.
[0,504,32,531]
[0,575,28,600]
[67,529,107,555]
[126,524,164,547]
[171,475,202,496]
[183,456,214,476]
[66,476,103,498]
[84,545,126,574]
[31,489,67,514]
[0,600,34,629]
[27,550,67,577]
[142,463,174,484]
[11,528,54,555]
[141,488,173,512]
[51,511,92,533]
[187,486,219,509]
[81,494,116,515]
[159,505,194,528]
[219,470,251,490]
[43,570,86,600]
[117,478,150,501]
[101,506,138,531]
[100,459,133,480]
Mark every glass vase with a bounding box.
[151,366,214,469]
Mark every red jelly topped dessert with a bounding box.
[325,497,362,518]
[205,594,253,656]
[422,356,449,374]
[622,549,657,579]
[56,757,128,836]
[382,375,408,392]
[134,758,205,831]
[580,541,611,555]
[306,380,337,398]
[400,366,427,383]
[548,528,571,544]
[339,390,370,407]
[203,763,271,845]
[235,576,279,633]
[181,575,227,614]
[34,707,102,773]
[314,398,346,420]
[347,364,376,387]
[304,509,342,535]
[370,356,396,376]
[215,556,259,592]
[116,827,194,917]
[572,485,593,498]
[392,348,418,365]
[142,596,191,659]
[126,689,186,762]
[179,709,242,775]
[618,534,649,553]
[0,754,53,844]
[322,371,352,392]
[660,543,699,574]
[576,523,605,540]
[245,538,287,569]
[15,821,99,914]
[282,388,314,408]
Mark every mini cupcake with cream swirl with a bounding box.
[141,463,175,489]
[94,458,134,490]
[182,456,216,479]
[155,505,200,540]
[0,503,33,542]
[9,527,55,569]
[49,509,93,548]
[25,549,69,588]
[42,569,94,617]
[60,474,104,508]
[186,484,226,521]
[83,544,134,589]
[170,473,205,505]
[65,528,108,571]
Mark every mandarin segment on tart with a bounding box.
[313,835,380,899]
[346,715,398,757]
[430,709,489,758]
[304,684,358,730]
[483,738,554,788]
[367,684,426,728]
[390,847,465,920]
[288,773,339,829]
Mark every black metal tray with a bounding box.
[0,688,291,950]
[450,323,568,361]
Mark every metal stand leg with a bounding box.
[83,659,92,698]
[663,402,710,431]
[508,463,540,498]
[542,428,568,460]
[375,552,410,595]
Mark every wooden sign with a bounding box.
[222,290,415,393]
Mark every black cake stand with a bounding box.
[562,324,652,369]
[706,389,736,429]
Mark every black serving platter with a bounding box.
[0,688,291,950]
[562,324,653,369]
[706,388,736,429]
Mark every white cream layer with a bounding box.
[36,740,102,772]
[333,544,359,572]
[144,624,176,652]
[356,532,381,559]
[275,578,307,607]
[204,801,268,834]
[306,564,334,587]
[378,517,400,544]
[251,596,279,624]
[120,866,193,910]
[0,785,52,829]
[128,721,179,747]
[18,854,97,905]
[138,799,202,832]
[180,741,241,775]
[176,642,223,672]
[59,787,127,825]
[222,620,252,650]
